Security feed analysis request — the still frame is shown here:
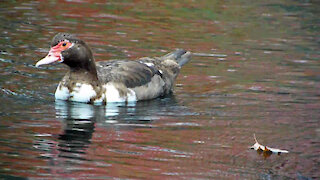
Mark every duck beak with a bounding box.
[35,48,62,67]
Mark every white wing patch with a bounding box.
[144,62,154,67]
[104,83,125,103]
[127,88,137,102]
[104,83,137,103]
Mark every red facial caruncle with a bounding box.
[36,40,73,67]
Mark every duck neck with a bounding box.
[71,60,98,78]
[69,66,100,85]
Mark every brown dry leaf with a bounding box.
[250,134,289,156]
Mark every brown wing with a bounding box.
[96,60,161,88]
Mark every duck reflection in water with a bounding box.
[54,100,139,159]
[54,101,98,160]
[53,97,180,159]
[34,96,187,165]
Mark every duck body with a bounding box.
[36,33,191,104]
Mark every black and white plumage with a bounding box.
[36,33,192,104]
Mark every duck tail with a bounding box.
[161,49,192,67]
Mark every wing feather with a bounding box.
[96,60,158,88]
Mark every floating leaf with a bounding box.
[250,134,289,158]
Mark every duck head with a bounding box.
[36,33,95,71]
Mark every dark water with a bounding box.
[0,0,319,179]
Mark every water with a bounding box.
[0,0,319,179]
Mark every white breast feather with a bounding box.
[69,83,97,103]
[55,83,70,100]
[93,94,105,104]
[55,82,137,104]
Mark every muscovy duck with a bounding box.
[36,33,191,104]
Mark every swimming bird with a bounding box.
[36,33,191,104]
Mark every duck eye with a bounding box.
[62,42,67,47]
